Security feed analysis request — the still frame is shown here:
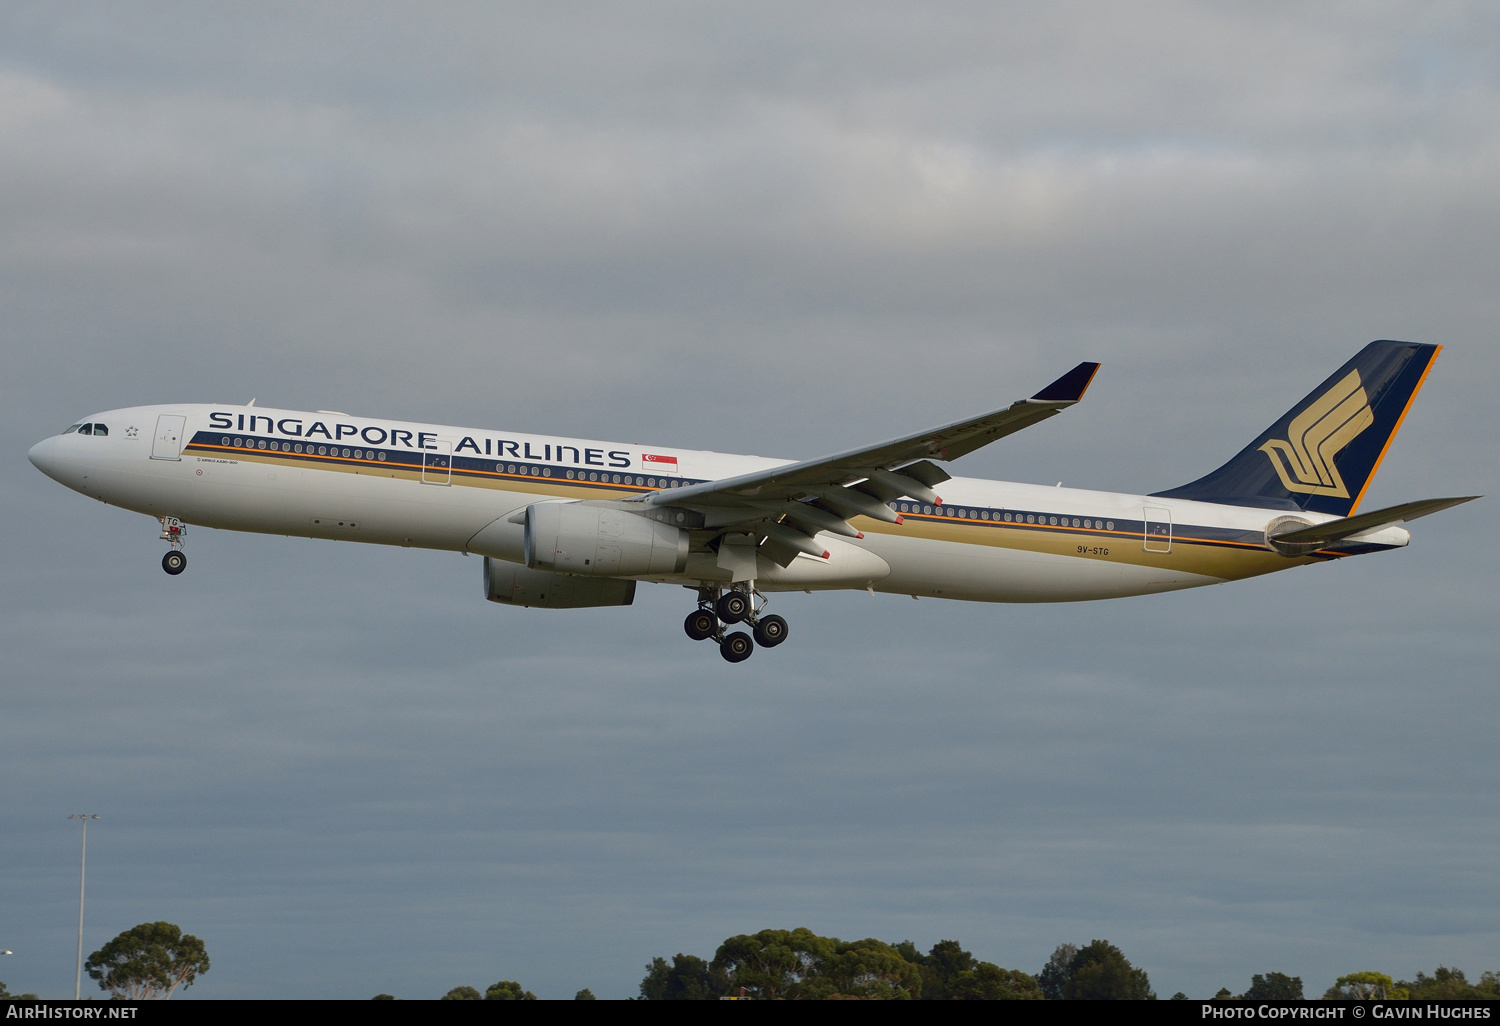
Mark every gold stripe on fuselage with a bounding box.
[186,441,1323,580]
[858,512,1321,581]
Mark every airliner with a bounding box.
[28,340,1474,662]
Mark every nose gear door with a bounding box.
[151,415,187,460]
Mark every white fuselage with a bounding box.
[28,403,1409,604]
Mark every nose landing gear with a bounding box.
[684,586,789,662]
[158,516,187,575]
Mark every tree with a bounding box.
[575,988,596,1000]
[1172,992,1189,1000]
[639,953,727,1000]
[0,982,39,1000]
[899,939,1039,1001]
[371,993,395,1000]
[708,929,924,1000]
[643,930,1039,1001]
[83,922,210,1000]
[712,929,830,1000]
[1244,972,1303,1000]
[801,938,922,1000]
[905,939,972,999]
[1061,940,1154,1000]
[947,962,1044,1000]
[1038,943,1078,1000]
[1398,967,1500,1000]
[926,940,976,987]
[486,980,536,1000]
[441,986,482,1000]
[1322,972,1407,1000]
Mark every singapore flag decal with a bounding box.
[642,452,679,475]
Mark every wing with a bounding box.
[639,361,1100,568]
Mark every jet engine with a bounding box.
[483,558,636,608]
[524,502,689,577]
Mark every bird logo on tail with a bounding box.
[1258,369,1375,499]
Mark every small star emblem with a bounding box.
[125,426,139,437]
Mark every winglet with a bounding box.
[1030,362,1100,403]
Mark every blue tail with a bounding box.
[1152,341,1441,517]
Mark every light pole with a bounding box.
[68,814,99,1001]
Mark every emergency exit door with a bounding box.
[151,415,186,460]
[422,441,452,485]
[1143,506,1172,553]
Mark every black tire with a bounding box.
[162,551,187,575]
[716,590,750,624]
[684,609,718,641]
[753,614,788,648]
[719,632,754,663]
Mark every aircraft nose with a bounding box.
[28,436,59,478]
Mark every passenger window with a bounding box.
[92,424,108,436]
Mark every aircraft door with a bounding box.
[1143,506,1172,553]
[151,415,187,460]
[422,441,452,485]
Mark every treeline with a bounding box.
[638,930,1140,1000]
[633,929,1500,1001]
[398,936,1500,1000]
[17,917,1489,1001]
[1226,969,1500,1002]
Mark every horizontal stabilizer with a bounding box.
[1269,495,1479,550]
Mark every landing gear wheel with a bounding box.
[162,551,187,575]
[719,632,754,663]
[684,609,718,641]
[753,614,788,648]
[716,591,750,624]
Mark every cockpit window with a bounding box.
[77,423,93,435]
[64,423,83,434]
[91,423,108,436]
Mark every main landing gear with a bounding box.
[682,586,789,663]
[159,516,187,576]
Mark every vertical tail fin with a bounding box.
[1152,340,1441,517]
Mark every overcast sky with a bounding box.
[2,2,1497,1000]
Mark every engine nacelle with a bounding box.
[483,558,636,608]
[524,502,689,577]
